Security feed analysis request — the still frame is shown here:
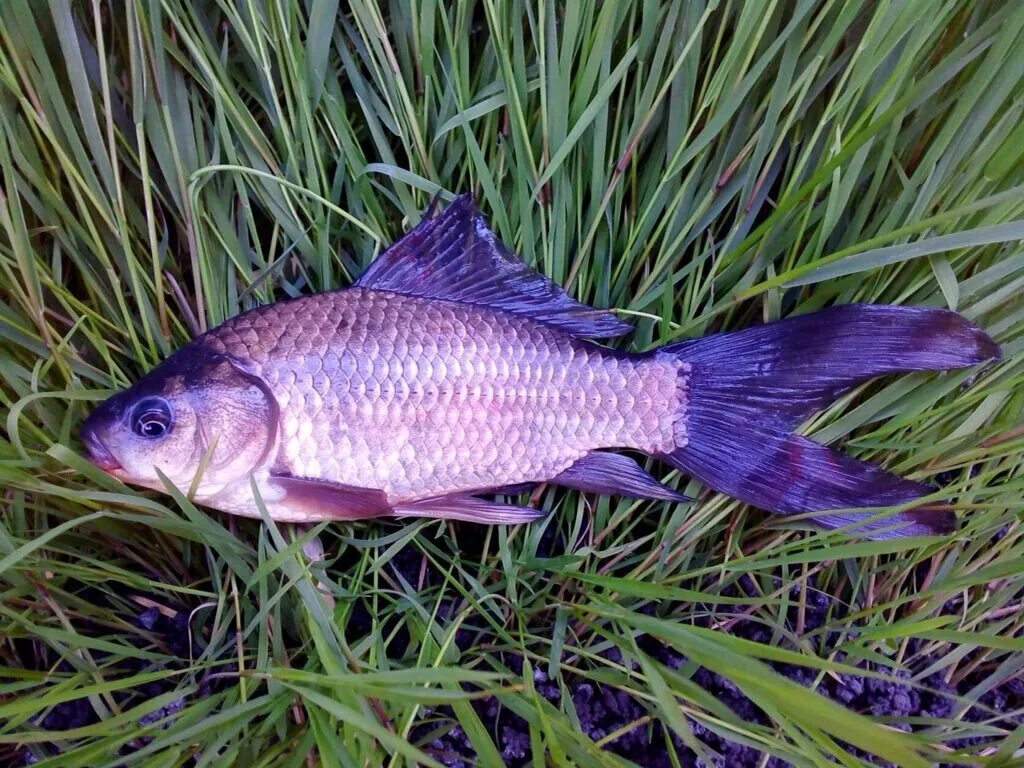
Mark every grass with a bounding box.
[1,0,1023,765]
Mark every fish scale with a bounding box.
[202,288,681,502]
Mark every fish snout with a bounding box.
[80,414,122,472]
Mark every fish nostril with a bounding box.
[80,422,122,472]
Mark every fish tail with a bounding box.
[654,305,1000,539]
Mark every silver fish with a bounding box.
[81,196,1000,538]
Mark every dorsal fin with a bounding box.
[355,194,632,338]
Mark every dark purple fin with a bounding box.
[491,483,538,496]
[663,304,1001,429]
[551,451,689,502]
[270,475,392,520]
[355,194,632,339]
[394,494,546,524]
[654,305,1000,539]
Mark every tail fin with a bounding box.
[657,305,1000,539]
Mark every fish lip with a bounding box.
[80,421,122,472]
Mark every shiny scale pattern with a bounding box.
[200,288,682,502]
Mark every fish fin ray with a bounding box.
[551,451,689,502]
[355,194,632,339]
[490,483,537,496]
[270,475,392,520]
[659,304,1000,430]
[665,431,954,538]
[394,493,545,524]
[651,304,1000,539]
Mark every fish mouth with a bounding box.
[80,422,122,472]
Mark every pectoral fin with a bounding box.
[395,494,546,524]
[270,475,393,521]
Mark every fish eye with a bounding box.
[130,398,173,439]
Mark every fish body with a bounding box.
[199,287,680,514]
[81,195,1000,538]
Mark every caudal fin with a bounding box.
[656,305,1000,539]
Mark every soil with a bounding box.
[407,576,1023,767]
[13,565,1022,767]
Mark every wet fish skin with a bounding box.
[80,194,1001,538]
[199,287,681,506]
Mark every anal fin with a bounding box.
[551,451,689,502]
[491,483,538,496]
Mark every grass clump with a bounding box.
[1,1,1023,766]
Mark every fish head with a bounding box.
[80,347,279,496]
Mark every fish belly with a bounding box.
[208,289,680,502]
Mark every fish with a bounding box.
[80,194,1001,539]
